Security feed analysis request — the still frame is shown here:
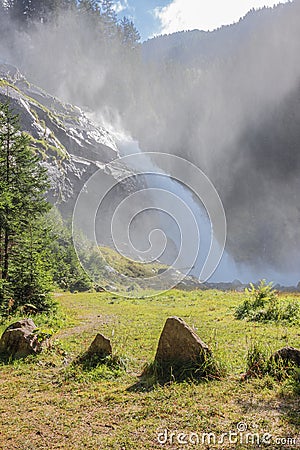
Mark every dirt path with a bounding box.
[55,313,115,339]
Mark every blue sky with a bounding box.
[114,0,167,41]
[114,0,291,41]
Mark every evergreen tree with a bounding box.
[0,101,52,313]
[99,0,118,38]
[46,208,92,293]
[78,0,99,14]
[4,0,73,24]
[120,16,140,49]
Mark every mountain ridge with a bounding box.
[142,2,294,66]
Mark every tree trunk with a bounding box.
[3,228,9,280]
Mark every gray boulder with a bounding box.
[87,333,112,358]
[155,316,211,366]
[0,318,44,359]
[271,346,300,367]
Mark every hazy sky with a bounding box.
[114,0,291,40]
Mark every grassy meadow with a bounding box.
[0,289,299,449]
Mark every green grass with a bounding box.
[89,246,170,295]
[235,280,300,324]
[0,289,299,449]
[100,246,168,278]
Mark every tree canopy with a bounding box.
[0,101,53,313]
[1,0,140,47]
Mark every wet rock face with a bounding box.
[0,63,133,217]
[0,318,45,359]
[0,63,24,83]
[0,64,151,253]
[155,316,211,366]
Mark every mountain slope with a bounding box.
[0,63,130,217]
[142,2,295,67]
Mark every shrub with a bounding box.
[245,343,269,378]
[245,343,299,383]
[235,280,300,324]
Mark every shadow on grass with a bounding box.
[240,345,300,429]
[0,351,38,365]
[61,351,128,382]
[127,353,226,392]
[239,384,300,429]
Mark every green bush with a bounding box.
[235,280,300,324]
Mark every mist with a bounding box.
[1,0,300,284]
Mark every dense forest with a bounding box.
[0,4,299,448]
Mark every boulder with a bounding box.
[0,318,43,359]
[95,285,105,292]
[155,316,211,366]
[241,347,300,381]
[271,346,300,367]
[87,333,112,358]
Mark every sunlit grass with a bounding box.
[0,289,299,449]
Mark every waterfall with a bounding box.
[116,135,236,282]
[78,114,299,287]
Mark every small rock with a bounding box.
[95,285,105,292]
[87,333,112,358]
[0,318,44,359]
[271,346,300,367]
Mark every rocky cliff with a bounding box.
[0,63,135,218]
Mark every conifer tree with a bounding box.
[78,0,99,14]
[120,16,140,49]
[0,101,52,312]
[100,0,117,22]
[100,0,118,38]
[4,0,73,24]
